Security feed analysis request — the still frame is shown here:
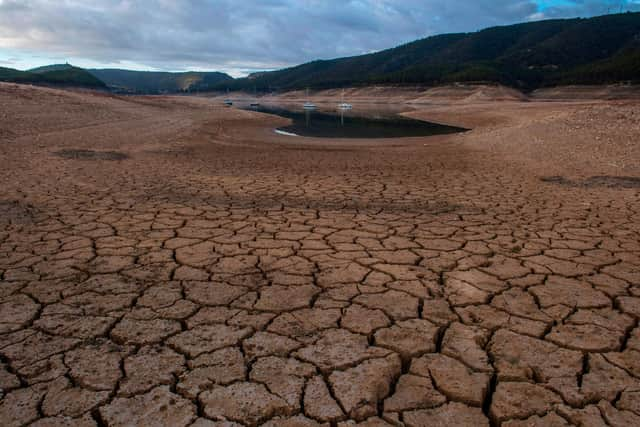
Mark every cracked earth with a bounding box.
[1,82,640,426]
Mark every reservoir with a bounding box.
[242,104,468,139]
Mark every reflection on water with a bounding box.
[242,104,467,139]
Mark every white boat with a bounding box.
[250,87,260,107]
[303,88,316,109]
[338,89,352,109]
[223,89,233,106]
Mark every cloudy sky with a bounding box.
[1,0,639,76]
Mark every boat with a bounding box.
[303,88,316,110]
[338,89,352,110]
[223,89,233,106]
[250,87,260,107]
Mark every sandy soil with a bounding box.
[1,81,640,426]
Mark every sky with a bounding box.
[1,0,639,77]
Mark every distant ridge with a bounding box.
[29,64,78,73]
[88,69,233,94]
[0,64,106,89]
[1,64,233,94]
[216,12,640,92]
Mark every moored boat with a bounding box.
[303,88,316,109]
[338,89,352,110]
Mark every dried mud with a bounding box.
[0,82,639,426]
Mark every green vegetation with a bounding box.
[0,64,107,88]
[217,12,640,92]
[29,64,80,73]
[0,67,37,83]
[32,65,107,88]
[88,69,233,94]
[1,64,231,93]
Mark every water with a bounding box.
[242,104,467,139]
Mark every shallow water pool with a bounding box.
[243,104,467,139]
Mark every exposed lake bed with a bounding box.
[1,82,639,427]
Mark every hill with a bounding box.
[88,69,233,94]
[29,64,79,73]
[217,12,640,92]
[0,64,107,88]
[0,67,37,83]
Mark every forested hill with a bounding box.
[216,12,640,92]
[0,64,107,89]
[88,69,233,94]
[1,65,233,94]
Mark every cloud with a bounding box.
[0,0,638,76]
